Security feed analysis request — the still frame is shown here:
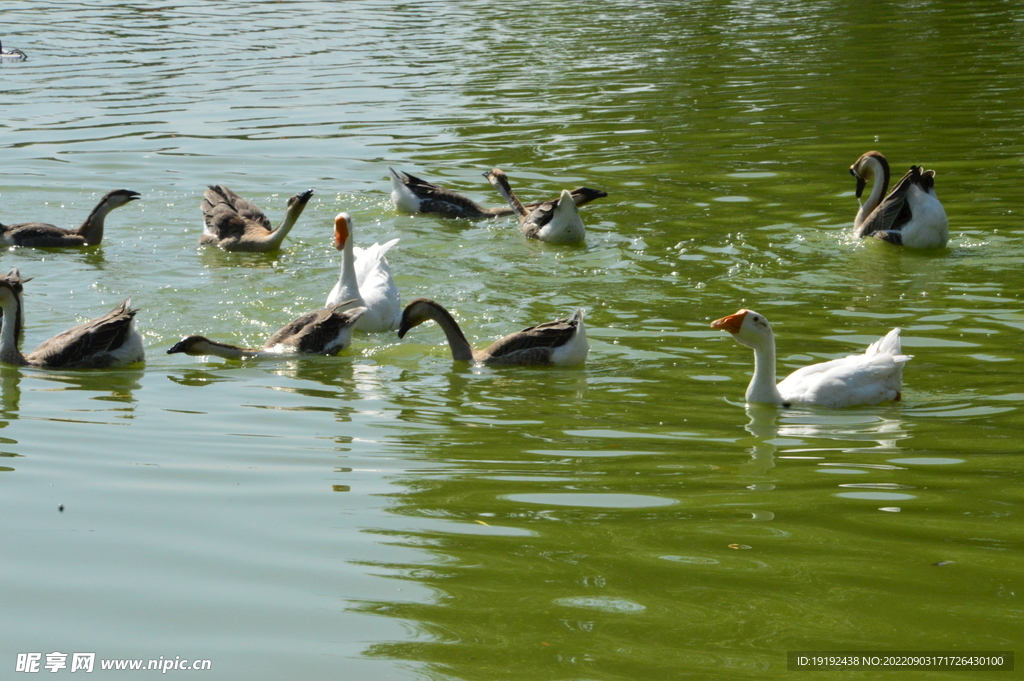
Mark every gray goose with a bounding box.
[484,168,586,243]
[0,269,144,369]
[199,185,313,252]
[398,298,588,366]
[849,151,949,249]
[0,190,140,247]
[390,167,605,221]
[168,301,366,360]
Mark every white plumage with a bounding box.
[711,309,911,408]
[327,212,401,333]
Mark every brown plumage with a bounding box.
[199,185,313,251]
[0,269,144,369]
[484,168,587,243]
[168,301,366,359]
[397,298,588,366]
[0,190,140,247]
[390,167,606,221]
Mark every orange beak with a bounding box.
[333,214,349,251]
[710,310,747,334]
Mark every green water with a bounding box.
[1,1,1022,679]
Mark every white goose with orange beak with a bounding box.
[326,212,401,333]
[710,309,910,408]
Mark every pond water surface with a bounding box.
[1,1,1022,679]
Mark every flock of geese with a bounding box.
[0,150,949,409]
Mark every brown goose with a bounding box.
[168,301,366,360]
[849,151,948,249]
[0,269,144,369]
[199,185,313,252]
[398,298,588,366]
[484,168,586,243]
[0,190,140,247]
[390,167,605,221]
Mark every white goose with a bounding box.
[849,151,948,249]
[484,168,586,244]
[398,298,588,366]
[711,309,910,408]
[326,212,401,333]
[0,269,144,369]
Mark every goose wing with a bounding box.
[27,300,139,368]
[201,185,272,239]
[518,200,557,239]
[0,223,83,247]
[777,329,911,407]
[483,314,579,363]
[264,304,364,354]
[856,167,917,238]
[394,168,490,219]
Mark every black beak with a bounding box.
[849,169,866,199]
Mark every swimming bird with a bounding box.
[0,190,140,247]
[389,167,606,220]
[168,302,366,360]
[398,298,588,366]
[0,269,144,369]
[711,309,910,408]
[199,185,313,252]
[0,40,27,60]
[484,168,586,243]
[327,212,401,333]
[849,151,948,249]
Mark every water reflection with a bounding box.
[741,402,913,479]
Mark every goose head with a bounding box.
[167,335,218,355]
[0,268,30,293]
[101,189,142,209]
[288,189,314,212]
[0,273,21,304]
[569,186,609,205]
[710,309,774,351]
[397,298,438,338]
[333,212,352,251]
[849,151,889,199]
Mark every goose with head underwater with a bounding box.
[327,212,401,333]
[484,168,587,244]
[390,167,606,221]
[0,269,144,369]
[0,189,140,247]
[199,185,313,252]
[398,298,588,366]
[168,301,366,360]
[849,151,948,249]
[711,308,910,408]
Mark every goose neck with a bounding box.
[857,156,890,227]
[338,237,361,303]
[425,303,476,361]
[0,294,27,366]
[746,337,782,405]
